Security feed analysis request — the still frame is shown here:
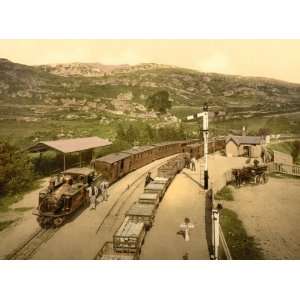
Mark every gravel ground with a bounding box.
[221,177,300,259]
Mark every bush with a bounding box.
[214,186,234,201]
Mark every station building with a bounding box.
[225,135,265,158]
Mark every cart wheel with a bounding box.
[53,217,64,227]
[254,175,261,185]
[263,174,269,184]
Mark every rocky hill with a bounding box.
[0,58,300,119]
[39,62,175,77]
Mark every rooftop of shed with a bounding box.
[27,136,112,154]
[226,135,264,146]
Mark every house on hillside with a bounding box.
[225,135,265,158]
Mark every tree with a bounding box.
[125,124,140,145]
[116,123,126,141]
[0,140,35,197]
[145,124,155,142]
[257,127,271,137]
[146,90,172,113]
[291,140,300,163]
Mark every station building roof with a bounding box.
[27,136,112,154]
[226,135,264,146]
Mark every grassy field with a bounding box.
[1,107,300,150]
[0,220,15,232]
[0,180,42,213]
[220,208,264,259]
[171,106,203,119]
[211,115,300,136]
[172,105,300,136]
[268,141,300,164]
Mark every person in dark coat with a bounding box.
[145,172,154,187]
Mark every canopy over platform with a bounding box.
[27,136,112,171]
[27,136,112,154]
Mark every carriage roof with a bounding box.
[95,152,131,164]
[122,145,155,155]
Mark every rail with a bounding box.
[268,162,300,177]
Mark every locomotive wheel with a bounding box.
[37,216,44,228]
[37,216,51,229]
[53,217,64,227]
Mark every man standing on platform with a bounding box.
[191,156,196,171]
[99,180,109,202]
[87,184,98,210]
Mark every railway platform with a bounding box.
[141,164,210,260]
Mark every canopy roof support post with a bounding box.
[63,154,66,171]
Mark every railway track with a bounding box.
[6,228,59,260]
[6,156,176,260]
[95,157,172,234]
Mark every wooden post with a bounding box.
[63,154,66,171]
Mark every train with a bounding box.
[94,138,225,183]
[35,138,225,228]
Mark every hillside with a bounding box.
[0,58,300,121]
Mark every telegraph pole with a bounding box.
[186,102,209,190]
[203,103,209,190]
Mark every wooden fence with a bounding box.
[268,162,300,177]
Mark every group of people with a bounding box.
[87,180,109,210]
[184,156,197,171]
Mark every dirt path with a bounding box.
[221,177,300,259]
[0,178,49,259]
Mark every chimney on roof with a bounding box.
[242,126,246,136]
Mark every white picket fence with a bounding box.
[268,162,300,177]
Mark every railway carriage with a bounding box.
[152,141,182,160]
[215,138,226,152]
[94,152,131,183]
[184,143,202,159]
[122,145,155,170]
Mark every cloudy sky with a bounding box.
[0,40,300,83]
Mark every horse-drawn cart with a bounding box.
[232,165,269,187]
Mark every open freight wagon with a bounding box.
[113,217,146,254]
[126,202,156,230]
